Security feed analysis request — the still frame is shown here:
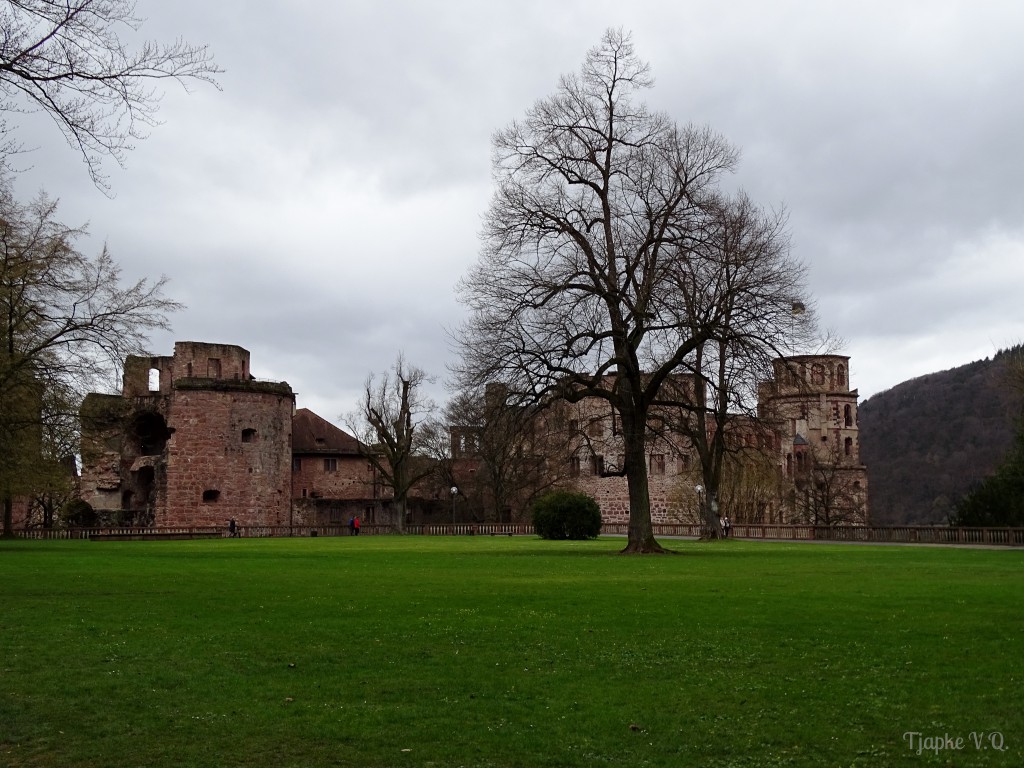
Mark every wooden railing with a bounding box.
[10,523,1024,546]
[728,524,1024,546]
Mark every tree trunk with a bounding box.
[619,410,669,554]
[2,494,14,538]
[394,493,407,533]
[701,488,724,539]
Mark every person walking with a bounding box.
[353,516,361,536]
[723,516,731,538]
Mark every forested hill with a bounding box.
[859,346,1023,525]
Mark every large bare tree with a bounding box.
[454,29,752,553]
[346,354,436,533]
[656,192,817,537]
[0,179,180,535]
[0,0,219,189]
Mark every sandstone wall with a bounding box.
[161,385,293,527]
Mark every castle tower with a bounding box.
[80,342,294,527]
[759,355,869,524]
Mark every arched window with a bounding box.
[148,367,160,392]
[811,364,825,386]
[837,364,847,388]
[844,437,853,457]
[844,405,853,427]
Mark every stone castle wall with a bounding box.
[291,455,377,503]
[161,384,294,527]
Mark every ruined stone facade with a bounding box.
[79,342,295,527]
[554,374,702,525]
[452,355,869,525]
[759,355,868,524]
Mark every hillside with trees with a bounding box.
[859,346,1023,524]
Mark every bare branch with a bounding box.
[0,0,221,191]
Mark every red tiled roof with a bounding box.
[292,408,364,454]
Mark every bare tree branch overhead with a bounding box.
[0,0,220,190]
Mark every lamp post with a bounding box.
[450,486,458,528]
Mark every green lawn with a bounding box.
[0,536,1020,767]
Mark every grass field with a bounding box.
[0,536,1021,767]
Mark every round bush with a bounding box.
[63,498,96,528]
[532,490,601,540]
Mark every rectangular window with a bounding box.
[292,457,301,471]
[679,454,691,471]
[590,454,604,476]
[588,420,604,437]
[568,456,580,477]
[650,454,665,475]
[324,458,338,472]
[207,358,222,379]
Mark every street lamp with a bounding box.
[450,486,458,527]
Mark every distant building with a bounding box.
[76,341,442,531]
[74,342,866,530]
[290,407,382,526]
[451,355,868,525]
[759,355,868,525]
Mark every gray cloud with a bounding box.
[8,0,1023,421]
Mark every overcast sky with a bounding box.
[10,0,1024,422]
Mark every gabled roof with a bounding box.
[292,408,364,455]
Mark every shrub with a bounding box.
[532,490,601,540]
[63,498,96,528]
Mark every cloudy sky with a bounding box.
[10,0,1024,422]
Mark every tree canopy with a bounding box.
[0,177,180,533]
